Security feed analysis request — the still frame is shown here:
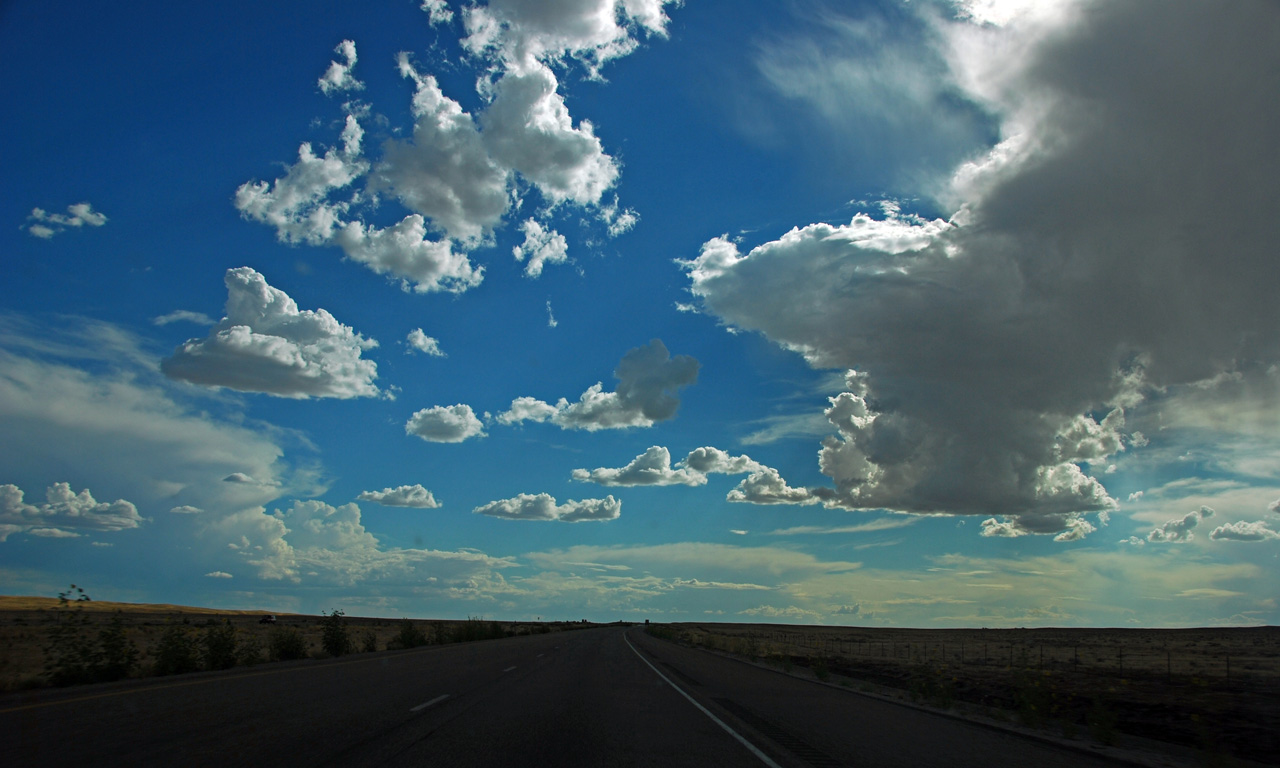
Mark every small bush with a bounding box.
[153,622,200,676]
[361,629,378,654]
[238,638,264,667]
[813,659,831,681]
[202,620,238,671]
[396,618,427,649]
[95,613,139,682]
[320,610,352,657]
[449,616,505,643]
[909,664,955,709]
[645,624,677,642]
[42,587,139,686]
[43,586,96,686]
[268,626,307,661]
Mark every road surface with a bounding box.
[1,626,1132,767]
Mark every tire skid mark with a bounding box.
[713,697,847,768]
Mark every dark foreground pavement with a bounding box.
[2,626,1134,767]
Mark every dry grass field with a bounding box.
[653,622,1280,765]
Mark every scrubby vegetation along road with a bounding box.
[648,622,1279,766]
[0,590,593,693]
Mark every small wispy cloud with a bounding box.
[152,310,214,327]
[767,516,918,536]
[24,202,108,238]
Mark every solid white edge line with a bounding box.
[410,693,450,712]
[623,632,783,768]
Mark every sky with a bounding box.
[2,0,1277,627]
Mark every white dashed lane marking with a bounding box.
[410,694,450,712]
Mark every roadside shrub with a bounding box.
[813,658,831,681]
[42,587,139,686]
[43,585,96,686]
[268,626,307,661]
[238,637,264,667]
[909,663,955,709]
[645,624,677,642]
[394,618,427,649]
[449,616,505,643]
[95,613,139,682]
[361,629,378,654]
[321,610,351,657]
[153,622,200,676]
[202,619,238,670]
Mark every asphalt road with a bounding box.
[1,626,1131,767]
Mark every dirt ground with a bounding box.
[659,622,1279,765]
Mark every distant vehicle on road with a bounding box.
[258,615,276,624]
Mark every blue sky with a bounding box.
[3,0,1277,626]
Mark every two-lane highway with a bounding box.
[2,626,1136,767]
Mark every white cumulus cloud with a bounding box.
[161,267,379,399]
[498,339,698,431]
[0,482,142,542]
[1209,520,1280,543]
[405,328,445,357]
[512,218,569,277]
[727,466,820,506]
[573,445,767,488]
[461,0,678,75]
[317,39,364,96]
[358,484,441,509]
[240,6,672,291]
[420,0,453,26]
[473,492,620,522]
[1149,506,1215,543]
[406,404,486,443]
[235,115,368,246]
[573,446,703,487]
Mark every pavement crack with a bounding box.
[660,661,702,688]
